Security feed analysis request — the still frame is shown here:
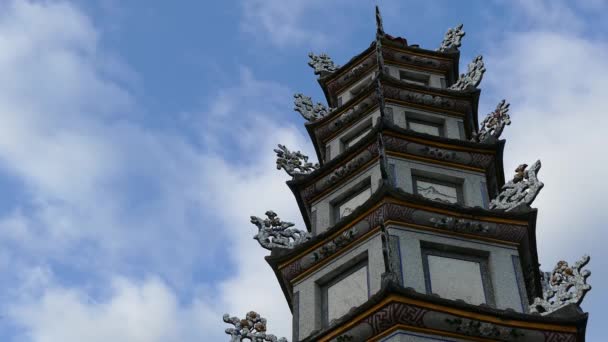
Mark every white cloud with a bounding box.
[241,0,331,48]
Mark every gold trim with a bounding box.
[323,51,375,83]
[370,324,494,342]
[384,60,447,76]
[385,198,529,225]
[383,131,496,154]
[384,220,519,247]
[278,202,385,269]
[321,105,379,144]
[318,295,577,341]
[307,158,379,204]
[289,226,381,285]
[387,151,486,173]
[386,98,467,117]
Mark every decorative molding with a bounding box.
[384,86,454,108]
[313,227,358,261]
[449,55,485,91]
[472,99,511,143]
[429,216,489,234]
[293,93,331,121]
[445,317,524,339]
[489,160,544,211]
[326,156,369,187]
[437,24,465,52]
[250,211,310,250]
[308,52,339,76]
[530,255,592,315]
[274,144,319,177]
[419,146,456,161]
[223,311,288,342]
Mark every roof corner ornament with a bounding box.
[530,255,592,315]
[223,311,288,342]
[472,99,511,143]
[250,211,310,250]
[449,55,485,91]
[293,93,331,121]
[274,144,319,177]
[308,52,339,77]
[489,160,544,211]
[437,24,465,52]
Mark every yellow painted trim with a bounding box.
[386,98,466,117]
[385,198,529,226]
[318,295,577,341]
[383,220,519,247]
[278,202,386,269]
[383,131,496,154]
[387,151,486,173]
[289,226,381,285]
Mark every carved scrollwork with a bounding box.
[308,52,339,76]
[472,99,511,143]
[530,255,592,315]
[250,211,310,250]
[274,144,318,177]
[313,227,358,261]
[445,317,524,339]
[449,55,485,91]
[489,160,544,211]
[429,216,489,234]
[223,311,288,342]
[293,93,331,121]
[437,24,465,52]
[420,146,456,161]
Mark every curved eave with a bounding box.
[306,74,482,164]
[267,182,541,308]
[301,281,588,342]
[295,122,505,231]
[316,37,461,107]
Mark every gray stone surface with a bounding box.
[294,93,331,121]
[472,99,511,143]
[390,157,488,208]
[293,233,385,340]
[223,311,288,342]
[449,55,485,91]
[489,160,543,211]
[384,65,446,89]
[250,210,310,250]
[325,109,381,161]
[310,162,382,235]
[388,226,526,312]
[437,24,465,53]
[275,144,319,177]
[308,52,339,76]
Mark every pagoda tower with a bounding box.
[223,7,592,342]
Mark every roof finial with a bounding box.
[375,5,384,37]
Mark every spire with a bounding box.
[375,5,385,37]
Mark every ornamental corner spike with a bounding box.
[530,255,592,315]
[308,52,339,76]
[437,24,465,52]
[449,55,485,91]
[223,311,288,342]
[293,93,330,121]
[489,160,544,211]
[472,99,511,143]
[274,144,319,177]
[250,210,310,250]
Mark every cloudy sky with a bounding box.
[0,0,605,341]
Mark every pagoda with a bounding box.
[223,7,592,342]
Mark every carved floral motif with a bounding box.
[313,228,358,261]
[449,55,485,91]
[472,99,511,143]
[429,216,489,234]
[308,52,339,76]
[420,146,456,161]
[437,24,466,52]
[445,318,524,339]
[489,160,544,211]
[274,144,318,177]
[293,93,331,121]
[250,211,310,250]
[530,255,592,315]
[223,311,288,342]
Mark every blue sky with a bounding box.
[0,0,606,341]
